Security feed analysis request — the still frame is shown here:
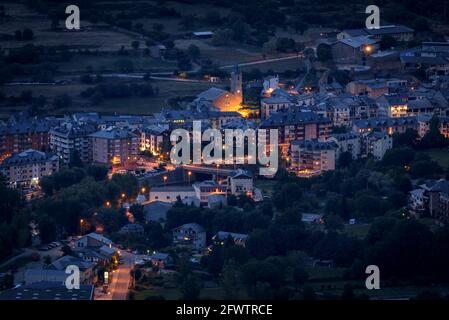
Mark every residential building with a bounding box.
[193,180,227,205]
[337,25,414,42]
[346,78,408,97]
[119,223,145,236]
[260,109,332,155]
[301,213,324,224]
[24,269,68,285]
[228,169,253,196]
[74,232,113,249]
[352,117,418,135]
[212,231,248,247]
[328,132,361,160]
[417,115,449,138]
[50,123,97,165]
[376,94,408,117]
[361,131,393,160]
[331,36,378,64]
[147,252,173,269]
[418,179,449,222]
[149,186,196,203]
[208,193,227,209]
[144,201,173,223]
[139,126,169,155]
[0,149,59,188]
[89,128,138,166]
[289,140,337,177]
[260,96,296,119]
[45,255,96,284]
[0,119,52,158]
[172,223,206,252]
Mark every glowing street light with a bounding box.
[188,171,192,184]
[363,45,373,55]
[163,176,168,185]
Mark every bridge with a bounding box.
[143,165,239,187]
[181,164,237,177]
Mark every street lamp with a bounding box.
[188,171,192,184]
[163,176,167,185]
[141,187,146,193]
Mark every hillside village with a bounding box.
[1,0,449,301]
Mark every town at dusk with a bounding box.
[0,0,449,312]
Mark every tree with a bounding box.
[354,194,382,217]
[324,214,344,231]
[316,43,333,63]
[211,29,234,46]
[187,44,201,61]
[410,160,442,178]
[381,147,415,167]
[181,275,201,300]
[275,37,295,52]
[418,116,449,149]
[341,283,355,300]
[131,40,140,50]
[180,14,195,29]
[231,20,251,43]
[246,229,275,259]
[302,285,316,300]
[222,260,241,299]
[273,182,302,211]
[338,151,353,168]
[204,11,221,25]
[130,204,144,223]
[152,23,164,33]
[44,255,52,265]
[22,28,34,41]
[291,18,308,34]
[14,30,22,41]
[52,94,72,110]
[61,245,73,256]
[292,267,309,290]
[393,129,418,148]
[262,40,277,55]
[86,165,108,181]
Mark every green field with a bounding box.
[133,286,241,300]
[57,54,178,74]
[343,224,371,240]
[1,79,222,115]
[238,58,306,73]
[0,3,137,51]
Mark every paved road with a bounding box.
[219,54,301,69]
[96,252,134,300]
[111,252,134,300]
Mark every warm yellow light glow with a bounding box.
[364,45,373,54]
